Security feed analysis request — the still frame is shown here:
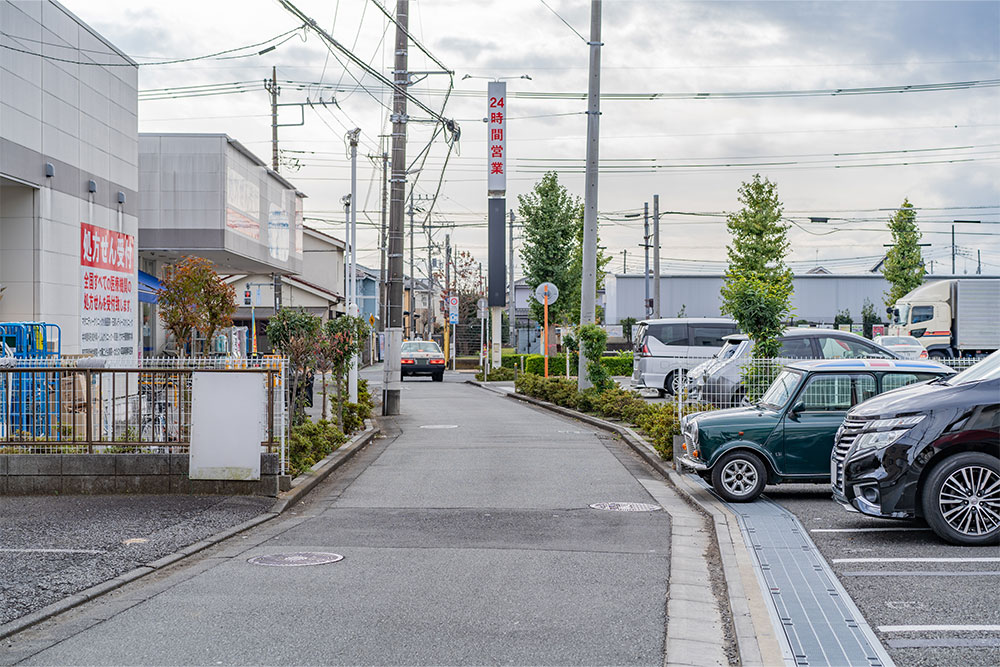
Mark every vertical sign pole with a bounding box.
[487,81,507,374]
[543,290,549,378]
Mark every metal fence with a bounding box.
[635,355,982,418]
[0,356,288,473]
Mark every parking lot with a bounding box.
[769,484,1000,667]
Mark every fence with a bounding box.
[648,355,981,420]
[0,356,288,473]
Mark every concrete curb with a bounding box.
[497,388,779,667]
[0,423,380,642]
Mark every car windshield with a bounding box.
[759,369,803,409]
[402,341,442,354]
[716,341,740,360]
[880,336,918,346]
[945,350,1000,385]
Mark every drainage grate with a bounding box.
[589,502,662,512]
[248,552,344,567]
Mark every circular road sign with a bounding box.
[534,282,559,304]
[448,296,459,308]
[477,297,488,310]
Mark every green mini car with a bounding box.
[677,359,954,502]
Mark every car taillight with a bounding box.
[401,359,415,365]
[640,344,650,357]
[919,349,928,359]
[429,359,445,365]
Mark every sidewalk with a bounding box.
[4,372,734,666]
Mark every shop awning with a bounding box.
[138,270,161,304]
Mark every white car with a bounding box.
[873,335,927,360]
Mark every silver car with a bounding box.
[631,318,740,396]
[873,335,928,360]
[688,328,899,407]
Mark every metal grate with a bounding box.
[832,416,867,495]
[589,502,662,512]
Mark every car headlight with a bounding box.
[848,415,925,460]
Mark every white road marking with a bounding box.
[0,548,106,554]
[810,527,930,533]
[833,557,1000,563]
[878,625,1000,633]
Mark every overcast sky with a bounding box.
[68,0,1000,280]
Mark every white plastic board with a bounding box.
[189,372,265,480]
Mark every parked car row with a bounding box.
[677,350,1000,546]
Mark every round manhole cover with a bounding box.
[589,502,662,512]
[419,424,458,429]
[247,552,344,567]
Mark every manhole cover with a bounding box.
[419,424,458,429]
[247,552,344,567]
[589,502,662,512]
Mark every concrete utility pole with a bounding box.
[425,222,433,338]
[408,198,415,337]
[444,233,451,363]
[265,66,279,171]
[508,210,515,352]
[383,0,408,416]
[577,0,602,391]
[952,224,956,275]
[348,128,360,403]
[643,202,650,318]
[378,150,388,334]
[652,193,661,319]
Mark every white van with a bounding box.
[631,318,740,396]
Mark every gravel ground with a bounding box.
[0,495,272,625]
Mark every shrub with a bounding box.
[476,367,517,381]
[596,385,645,421]
[288,419,347,476]
[602,353,634,376]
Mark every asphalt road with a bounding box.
[0,495,272,626]
[5,371,677,666]
[769,484,1000,667]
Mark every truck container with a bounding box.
[888,278,1000,357]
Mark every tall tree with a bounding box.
[881,199,925,308]
[518,172,582,325]
[565,215,613,324]
[719,174,794,359]
[155,256,234,355]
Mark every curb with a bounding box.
[0,423,380,642]
[499,388,779,667]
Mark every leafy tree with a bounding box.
[676,304,687,318]
[324,315,369,431]
[834,309,853,326]
[267,309,322,425]
[155,256,234,356]
[518,172,582,325]
[620,317,637,345]
[575,323,609,391]
[861,298,880,338]
[564,216,612,324]
[719,174,794,359]
[881,199,925,308]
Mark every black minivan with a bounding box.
[833,350,1000,545]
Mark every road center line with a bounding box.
[0,548,107,554]
[810,527,930,533]
[878,625,1000,633]
[833,557,1000,563]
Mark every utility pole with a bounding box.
[408,198,415,338]
[977,249,982,274]
[384,0,408,416]
[265,66,279,171]
[508,210,515,352]
[347,128,360,403]
[643,201,650,318]
[652,194,661,319]
[425,221,433,339]
[577,0,602,391]
[622,249,627,273]
[378,150,388,335]
[952,224,956,274]
[444,233,451,364]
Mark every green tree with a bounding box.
[564,218,612,324]
[267,309,322,425]
[882,199,925,308]
[518,172,582,325]
[324,315,369,431]
[719,174,794,359]
[155,256,235,356]
[861,298,880,338]
[834,309,853,327]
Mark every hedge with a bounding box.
[502,352,633,377]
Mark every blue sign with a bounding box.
[449,312,459,324]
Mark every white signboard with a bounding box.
[190,372,265,480]
[80,222,137,358]
[487,81,506,194]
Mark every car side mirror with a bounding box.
[789,400,805,418]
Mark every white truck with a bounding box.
[887,278,1000,358]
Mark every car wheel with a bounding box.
[921,452,1000,546]
[928,350,948,359]
[400,372,405,382]
[712,450,767,502]
[433,371,444,382]
[664,371,683,396]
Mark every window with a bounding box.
[647,323,688,347]
[911,306,934,324]
[691,326,733,347]
[778,337,815,358]
[402,341,442,353]
[882,372,939,392]
[760,370,802,409]
[798,374,876,411]
[818,336,893,359]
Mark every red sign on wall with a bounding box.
[80,222,136,358]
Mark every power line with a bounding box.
[538,0,588,43]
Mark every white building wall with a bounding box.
[0,0,138,356]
